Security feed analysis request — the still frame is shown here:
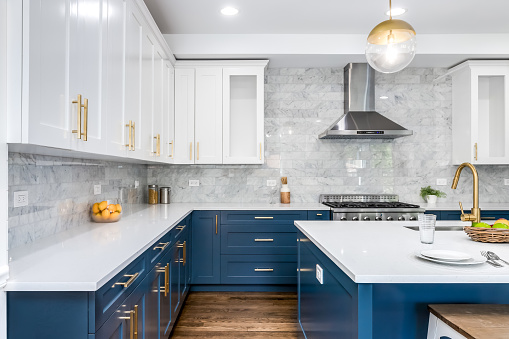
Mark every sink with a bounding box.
[404,226,465,231]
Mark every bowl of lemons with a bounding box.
[91,201,122,223]
[464,218,509,243]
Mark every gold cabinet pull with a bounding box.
[169,140,173,158]
[254,268,273,272]
[153,134,161,156]
[112,272,139,288]
[72,94,83,139]
[132,122,135,151]
[183,241,186,266]
[118,310,134,339]
[474,142,478,161]
[317,213,322,216]
[259,142,262,160]
[254,238,274,242]
[153,242,170,251]
[197,141,200,160]
[133,305,138,339]
[190,142,192,160]
[255,216,273,220]
[125,121,133,150]
[178,241,187,265]
[164,263,169,297]
[215,215,218,235]
[176,225,185,231]
[82,98,88,141]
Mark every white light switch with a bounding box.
[135,180,139,188]
[189,180,200,187]
[94,185,101,195]
[505,179,509,186]
[267,180,277,187]
[436,178,447,186]
[14,191,28,208]
[316,264,324,284]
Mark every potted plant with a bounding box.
[420,186,447,204]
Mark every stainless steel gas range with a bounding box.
[320,194,425,221]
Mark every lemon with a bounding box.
[99,201,108,211]
[493,223,509,229]
[92,203,100,214]
[110,212,120,220]
[107,204,116,213]
[473,222,490,228]
[116,204,122,213]
[101,209,110,219]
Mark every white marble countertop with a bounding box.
[418,202,509,211]
[295,220,509,284]
[6,202,328,292]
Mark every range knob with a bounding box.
[340,217,347,221]
[409,216,417,221]
[398,216,405,221]
[375,216,383,221]
[363,216,371,221]
[386,216,394,221]
[352,216,359,221]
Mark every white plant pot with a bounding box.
[426,195,438,204]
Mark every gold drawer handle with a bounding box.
[113,272,139,288]
[176,225,185,230]
[164,264,169,297]
[254,268,274,272]
[153,242,170,251]
[169,141,173,158]
[254,217,273,220]
[254,239,274,242]
[316,213,322,216]
[177,241,186,265]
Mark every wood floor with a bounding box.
[170,292,300,338]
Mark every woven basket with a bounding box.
[464,226,509,243]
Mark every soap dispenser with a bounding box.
[280,177,290,204]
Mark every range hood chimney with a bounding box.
[319,63,412,139]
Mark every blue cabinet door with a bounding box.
[145,265,161,339]
[170,242,181,322]
[307,210,331,220]
[425,210,442,220]
[180,230,190,298]
[192,211,221,284]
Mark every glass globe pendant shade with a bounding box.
[365,19,416,73]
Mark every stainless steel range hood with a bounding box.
[319,63,412,139]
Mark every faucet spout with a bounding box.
[451,162,480,224]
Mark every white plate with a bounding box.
[416,254,487,266]
[421,250,471,262]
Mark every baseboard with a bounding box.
[190,284,297,292]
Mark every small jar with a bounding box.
[148,184,158,204]
[159,187,171,204]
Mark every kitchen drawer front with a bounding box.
[439,210,509,221]
[221,210,307,224]
[221,224,297,255]
[92,253,147,332]
[173,216,190,240]
[147,231,174,270]
[220,254,297,284]
[307,210,331,220]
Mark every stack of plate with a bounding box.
[416,250,486,265]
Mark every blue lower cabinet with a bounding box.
[425,210,442,220]
[221,224,297,255]
[192,211,221,284]
[145,264,162,339]
[221,254,297,284]
[307,210,331,220]
[428,210,509,221]
[170,242,181,320]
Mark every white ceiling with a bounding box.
[144,0,509,34]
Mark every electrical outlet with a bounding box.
[267,180,277,187]
[436,178,447,186]
[94,185,101,195]
[189,180,200,187]
[505,179,509,186]
[135,180,139,188]
[14,191,28,208]
[316,264,324,285]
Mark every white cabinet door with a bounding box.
[104,0,127,158]
[23,0,72,149]
[222,67,265,164]
[139,27,155,160]
[71,0,107,154]
[174,68,195,164]
[195,68,223,164]
[163,61,175,163]
[151,47,165,159]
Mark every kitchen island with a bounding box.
[295,220,509,338]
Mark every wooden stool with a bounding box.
[427,304,509,339]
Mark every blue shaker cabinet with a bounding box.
[191,211,221,284]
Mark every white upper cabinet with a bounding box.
[151,47,165,160]
[174,61,268,165]
[174,68,195,164]
[223,66,265,164]
[163,61,175,163]
[451,61,509,165]
[195,68,223,164]
[139,29,155,160]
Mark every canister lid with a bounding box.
[148,184,158,189]
[160,187,171,190]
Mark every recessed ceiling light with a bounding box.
[385,8,407,16]
[221,7,239,15]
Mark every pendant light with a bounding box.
[365,0,416,73]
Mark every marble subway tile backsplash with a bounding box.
[8,153,147,249]
[148,67,509,205]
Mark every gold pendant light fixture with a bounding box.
[365,0,417,73]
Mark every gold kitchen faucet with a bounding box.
[451,162,481,225]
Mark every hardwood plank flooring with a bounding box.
[170,292,300,338]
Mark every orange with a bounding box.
[116,204,122,213]
[108,204,116,213]
[99,201,108,211]
[92,203,100,214]
[110,212,120,220]
[101,209,110,219]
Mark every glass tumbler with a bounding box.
[418,214,436,244]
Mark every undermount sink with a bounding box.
[404,226,465,232]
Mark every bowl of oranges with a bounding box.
[91,201,122,223]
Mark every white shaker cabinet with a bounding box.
[163,61,175,163]
[223,67,265,164]
[450,60,509,165]
[174,68,195,164]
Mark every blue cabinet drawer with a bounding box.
[173,217,190,240]
[221,224,297,255]
[221,210,307,224]
[147,231,173,270]
[307,210,331,220]
[91,253,147,332]
[220,254,297,284]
